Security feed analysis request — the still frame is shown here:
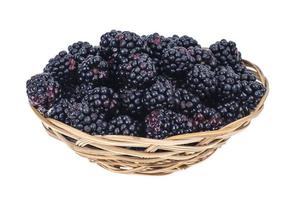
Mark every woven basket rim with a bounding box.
[31,59,269,144]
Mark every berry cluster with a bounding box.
[26,30,266,139]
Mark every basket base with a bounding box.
[97,149,216,175]
[44,125,221,175]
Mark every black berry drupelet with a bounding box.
[233,63,257,82]
[107,115,141,136]
[78,55,109,84]
[218,81,266,123]
[238,81,266,110]
[43,51,77,84]
[119,88,145,116]
[68,41,98,63]
[217,100,244,123]
[174,88,201,115]
[170,35,201,48]
[161,47,195,77]
[73,83,95,100]
[100,30,147,61]
[191,104,223,131]
[46,98,75,124]
[67,102,108,135]
[145,109,194,139]
[210,39,242,67]
[26,73,61,114]
[83,86,119,114]
[186,64,217,100]
[214,66,241,100]
[145,33,172,59]
[188,47,218,68]
[143,76,176,111]
[114,53,157,88]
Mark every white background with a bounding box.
[0,0,301,199]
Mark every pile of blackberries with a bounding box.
[26,30,266,139]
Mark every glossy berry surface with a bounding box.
[26,73,61,114]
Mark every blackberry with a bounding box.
[68,41,98,63]
[119,88,145,116]
[214,66,241,99]
[144,33,174,62]
[217,100,244,123]
[114,53,157,88]
[218,81,266,123]
[83,86,119,113]
[238,81,266,110]
[67,102,107,135]
[188,47,217,67]
[46,98,75,124]
[145,109,194,139]
[210,39,242,66]
[78,55,109,84]
[60,83,94,103]
[43,51,77,83]
[74,83,95,99]
[143,76,176,111]
[191,104,223,131]
[61,82,78,99]
[107,115,141,136]
[174,88,201,115]
[100,30,147,61]
[186,64,217,99]
[161,47,195,77]
[233,63,257,82]
[170,35,200,48]
[26,73,61,114]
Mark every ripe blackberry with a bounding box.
[145,109,194,139]
[174,88,201,115]
[191,104,223,131]
[114,53,157,88]
[107,115,141,136]
[170,35,200,48]
[186,64,217,99]
[46,98,74,124]
[83,86,119,113]
[217,100,244,123]
[43,51,77,83]
[26,73,61,114]
[214,66,241,99]
[119,88,145,116]
[67,102,108,135]
[68,41,98,63]
[100,30,147,61]
[74,83,95,98]
[78,55,109,84]
[60,83,94,103]
[143,76,176,111]
[145,33,172,58]
[233,63,257,82]
[161,47,195,77]
[61,82,78,99]
[238,81,266,109]
[218,81,266,123]
[188,47,217,67]
[210,39,242,66]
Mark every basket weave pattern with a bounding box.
[32,60,269,175]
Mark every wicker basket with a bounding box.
[31,60,269,175]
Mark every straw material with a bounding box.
[31,60,269,175]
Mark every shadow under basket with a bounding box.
[31,60,269,175]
